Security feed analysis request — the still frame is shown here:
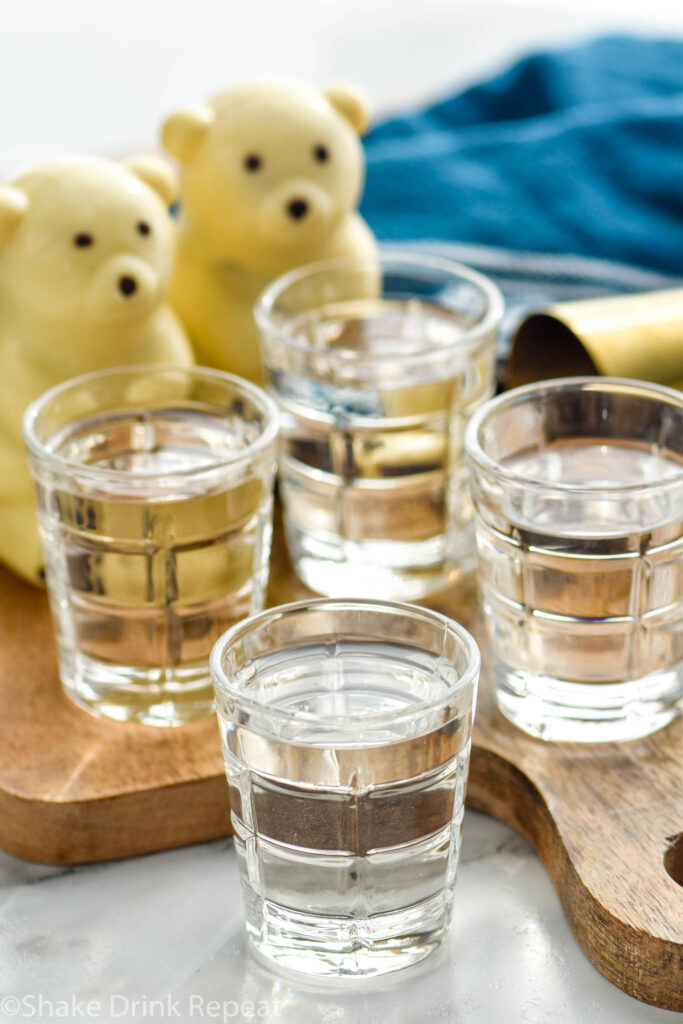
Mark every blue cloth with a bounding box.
[361,36,683,278]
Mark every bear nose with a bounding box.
[287,198,309,221]
[118,275,137,297]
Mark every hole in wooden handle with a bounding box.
[664,833,683,886]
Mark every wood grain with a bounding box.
[0,514,681,1009]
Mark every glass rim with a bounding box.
[465,375,683,495]
[22,363,280,484]
[253,248,504,366]
[210,597,480,729]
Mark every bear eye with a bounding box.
[137,220,151,237]
[74,232,94,248]
[243,153,263,172]
[313,144,330,163]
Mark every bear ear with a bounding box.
[324,83,371,136]
[125,154,179,206]
[161,107,214,164]
[0,187,28,249]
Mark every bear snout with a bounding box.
[259,181,335,247]
[89,255,161,320]
[118,275,138,297]
[287,198,309,221]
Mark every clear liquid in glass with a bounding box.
[274,301,495,599]
[37,409,273,724]
[476,438,683,740]
[219,640,473,976]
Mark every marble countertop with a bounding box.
[1,811,679,1024]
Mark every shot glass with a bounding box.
[256,252,502,599]
[465,377,683,742]
[211,598,480,978]
[24,365,278,726]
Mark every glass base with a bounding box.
[244,888,451,979]
[58,649,215,726]
[285,518,475,601]
[493,655,683,743]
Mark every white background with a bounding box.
[2,0,683,168]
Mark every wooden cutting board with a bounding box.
[0,514,681,1011]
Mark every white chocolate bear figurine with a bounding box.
[0,155,193,584]
[162,80,377,382]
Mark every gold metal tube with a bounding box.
[507,288,683,390]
